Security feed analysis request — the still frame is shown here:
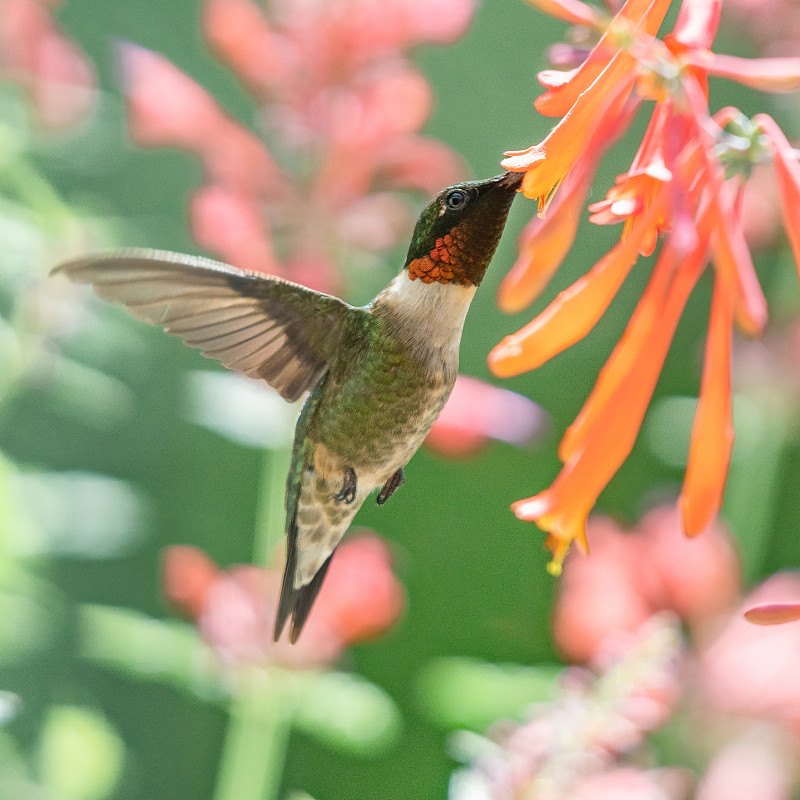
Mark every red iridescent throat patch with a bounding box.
[407,229,474,285]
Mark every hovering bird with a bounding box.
[54,170,523,642]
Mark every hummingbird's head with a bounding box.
[403,171,523,287]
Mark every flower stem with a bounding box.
[213,444,293,800]
[213,668,294,800]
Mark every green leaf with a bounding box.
[292,671,401,755]
[38,706,124,800]
[78,604,224,698]
[416,657,561,732]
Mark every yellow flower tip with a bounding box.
[546,559,563,577]
[544,531,571,576]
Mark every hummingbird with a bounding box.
[54,170,523,642]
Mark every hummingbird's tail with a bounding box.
[273,517,337,644]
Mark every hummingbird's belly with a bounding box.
[310,370,454,487]
[291,344,456,587]
[292,376,452,587]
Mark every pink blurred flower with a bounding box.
[0,0,95,129]
[451,615,684,800]
[119,0,473,290]
[424,374,548,458]
[699,572,800,736]
[554,506,740,663]
[723,0,800,57]
[162,534,404,669]
[696,733,796,800]
[574,768,686,800]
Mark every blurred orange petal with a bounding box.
[120,42,227,152]
[686,51,800,93]
[0,0,96,129]
[121,43,281,197]
[503,50,638,209]
[679,281,734,538]
[533,0,671,118]
[490,200,661,378]
[710,181,768,337]
[377,136,467,196]
[516,235,707,572]
[754,114,800,282]
[670,0,722,50]
[744,602,800,625]
[162,546,220,619]
[496,156,595,313]
[522,0,605,27]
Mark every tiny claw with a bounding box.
[334,467,357,504]
[377,467,405,506]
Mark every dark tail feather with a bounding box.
[273,526,337,643]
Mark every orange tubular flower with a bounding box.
[679,280,735,538]
[502,49,641,209]
[515,234,708,575]
[754,114,800,280]
[498,0,800,572]
[523,0,607,28]
[490,199,663,376]
[497,100,641,312]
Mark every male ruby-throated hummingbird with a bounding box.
[54,170,523,642]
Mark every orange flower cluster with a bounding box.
[491,0,800,574]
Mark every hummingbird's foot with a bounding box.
[334,467,357,504]
[377,467,405,505]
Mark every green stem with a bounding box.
[724,393,791,583]
[213,444,294,800]
[213,668,295,800]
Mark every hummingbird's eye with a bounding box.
[444,189,469,211]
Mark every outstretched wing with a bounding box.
[54,249,357,402]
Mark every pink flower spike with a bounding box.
[744,602,800,625]
[425,375,547,458]
[0,0,96,129]
[120,42,282,198]
[523,0,606,28]
[190,185,278,275]
[671,0,722,50]
[119,42,226,153]
[685,51,800,93]
[202,0,286,97]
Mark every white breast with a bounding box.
[377,272,477,372]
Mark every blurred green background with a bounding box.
[2,0,800,798]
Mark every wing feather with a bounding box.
[54,249,359,401]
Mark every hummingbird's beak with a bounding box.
[495,171,525,191]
